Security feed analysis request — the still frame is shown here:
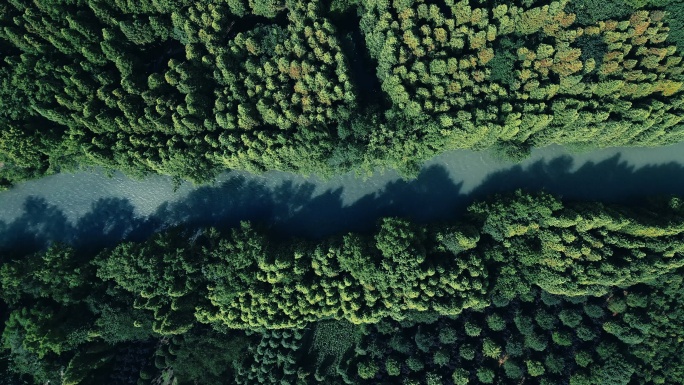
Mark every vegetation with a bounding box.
[4,0,684,383]
[2,0,684,186]
[3,191,684,383]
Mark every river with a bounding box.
[2,143,684,254]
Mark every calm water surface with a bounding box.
[2,144,684,252]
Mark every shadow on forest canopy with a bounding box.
[2,153,684,256]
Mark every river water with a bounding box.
[1,143,684,253]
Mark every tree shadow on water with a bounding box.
[0,197,155,256]
[2,153,684,255]
[0,196,72,256]
[470,154,684,204]
[280,165,465,237]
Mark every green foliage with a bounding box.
[234,328,306,384]
[559,309,583,327]
[4,191,684,383]
[504,360,523,379]
[385,357,401,376]
[155,328,248,385]
[575,34,608,68]
[526,360,546,377]
[482,338,501,359]
[488,38,523,86]
[459,344,475,360]
[464,322,481,337]
[486,313,506,331]
[0,0,682,188]
[452,368,470,385]
[438,327,457,344]
[358,360,378,379]
[565,0,635,24]
[311,320,362,371]
[406,356,424,372]
[359,0,684,172]
[0,0,359,187]
[0,244,87,305]
[433,350,450,367]
[95,228,207,335]
[476,368,495,383]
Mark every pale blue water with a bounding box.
[1,143,684,253]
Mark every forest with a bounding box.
[1,0,684,186]
[4,0,684,384]
[3,191,684,384]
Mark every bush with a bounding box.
[358,361,378,379]
[415,329,434,352]
[559,310,583,328]
[576,325,598,342]
[459,344,475,361]
[575,351,593,367]
[464,322,481,337]
[534,310,556,331]
[526,360,546,377]
[438,327,457,344]
[385,358,401,376]
[540,291,562,306]
[607,298,627,314]
[389,335,411,354]
[565,0,634,24]
[545,354,565,375]
[452,368,470,385]
[426,372,443,385]
[503,360,523,379]
[514,314,534,335]
[505,339,524,357]
[486,314,506,331]
[552,331,573,347]
[476,368,495,384]
[406,357,424,372]
[433,350,450,367]
[482,338,502,359]
[525,333,548,351]
[583,303,605,319]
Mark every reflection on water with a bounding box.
[2,143,684,253]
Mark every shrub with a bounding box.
[486,314,506,331]
[525,333,548,351]
[452,368,470,385]
[426,372,443,385]
[438,327,457,344]
[526,360,546,377]
[576,325,597,341]
[406,357,424,372]
[559,309,583,328]
[545,354,565,375]
[476,368,495,384]
[504,360,523,379]
[464,322,481,337]
[385,358,401,376]
[583,303,605,319]
[505,339,524,357]
[482,338,502,359]
[534,310,556,331]
[607,298,627,314]
[358,361,378,379]
[552,331,573,347]
[575,351,593,367]
[433,350,450,367]
[459,344,475,361]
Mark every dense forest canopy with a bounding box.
[4,1,684,384]
[3,191,684,383]
[1,0,684,186]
